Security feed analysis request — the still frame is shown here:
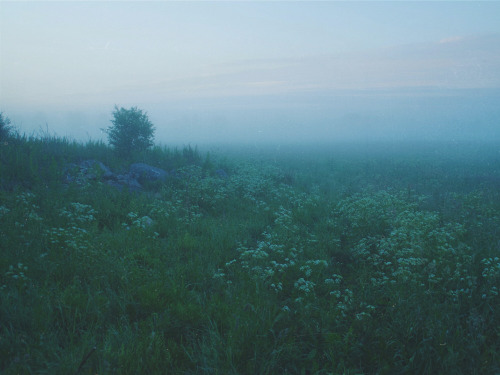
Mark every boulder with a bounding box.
[215,168,228,179]
[129,163,168,182]
[107,174,142,192]
[63,160,171,192]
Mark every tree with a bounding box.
[0,112,13,142]
[105,106,155,157]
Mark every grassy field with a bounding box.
[1,134,499,374]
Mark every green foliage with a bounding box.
[1,136,500,374]
[105,106,155,158]
[0,112,13,141]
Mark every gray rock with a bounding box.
[107,174,142,192]
[63,160,172,192]
[129,163,168,181]
[215,169,228,179]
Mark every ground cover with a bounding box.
[1,136,499,374]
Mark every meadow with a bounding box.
[1,134,499,374]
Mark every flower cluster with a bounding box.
[344,194,475,301]
[294,278,315,295]
[123,212,154,229]
[480,257,500,298]
[45,202,98,252]
[481,257,500,279]
[0,205,10,218]
[3,263,30,291]
[46,226,91,251]
[59,202,97,224]
[121,212,159,240]
[14,192,43,227]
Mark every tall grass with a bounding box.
[1,135,499,374]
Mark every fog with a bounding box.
[6,88,500,146]
[1,2,500,147]
[147,88,500,145]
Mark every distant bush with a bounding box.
[0,112,13,141]
[105,106,155,158]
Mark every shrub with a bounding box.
[105,106,155,158]
[0,112,13,141]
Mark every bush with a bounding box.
[0,112,13,141]
[105,106,155,158]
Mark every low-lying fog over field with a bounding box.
[2,2,500,374]
[2,1,499,145]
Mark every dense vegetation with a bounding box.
[104,106,156,159]
[1,132,499,374]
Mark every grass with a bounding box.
[0,134,499,374]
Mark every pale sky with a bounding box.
[1,1,500,143]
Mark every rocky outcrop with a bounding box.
[63,160,229,192]
[130,163,168,182]
[63,160,169,192]
[106,174,143,192]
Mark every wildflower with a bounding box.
[271,282,283,293]
[213,269,225,279]
[325,274,343,285]
[330,290,341,298]
[356,312,370,320]
[307,259,328,267]
[0,205,10,217]
[294,278,315,294]
[299,265,313,277]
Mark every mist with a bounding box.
[3,3,500,373]
[5,88,500,146]
[2,1,500,147]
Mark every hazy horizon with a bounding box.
[1,1,500,145]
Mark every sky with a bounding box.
[1,1,500,144]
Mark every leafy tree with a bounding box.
[105,106,155,157]
[0,112,13,141]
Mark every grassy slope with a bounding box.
[0,136,499,374]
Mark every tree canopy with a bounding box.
[105,106,155,157]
